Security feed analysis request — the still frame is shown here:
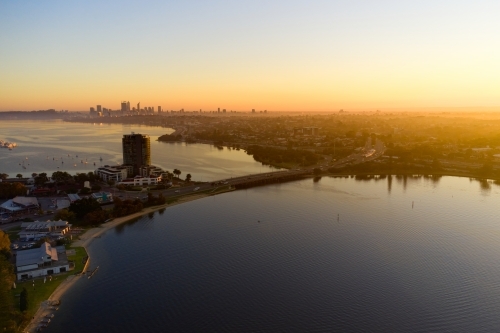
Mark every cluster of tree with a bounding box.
[112,197,143,217]
[245,145,319,166]
[145,193,166,206]
[64,197,113,226]
[0,230,19,332]
[158,133,183,142]
[0,182,27,199]
[194,130,234,143]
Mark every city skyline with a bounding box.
[1,1,500,112]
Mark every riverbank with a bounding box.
[22,186,234,332]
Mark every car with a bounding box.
[193,187,200,191]
[175,190,180,193]
[45,314,54,319]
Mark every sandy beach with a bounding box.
[24,189,233,332]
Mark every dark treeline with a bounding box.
[245,145,319,166]
[0,110,65,119]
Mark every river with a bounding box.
[0,119,277,181]
[45,175,500,332]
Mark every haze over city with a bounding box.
[1,0,499,112]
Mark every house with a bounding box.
[91,192,113,203]
[0,196,39,215]
[18,220,72,241]
[16,242,70,280]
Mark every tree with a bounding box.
[0,182,27,199]
[173,169,181,179]
[20,288,28,312]
[80,187,91,195]
[185,174,192,182]
[69,197,101,219]
[51,171,73,184]
[34,173,48,186]
[83,210,109,226]
[31,172,38,178]
[0,173,8,180]
[54,209,76,222]
[0,230,10,252]
[16,174,23,179]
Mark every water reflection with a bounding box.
[114,216,141,234]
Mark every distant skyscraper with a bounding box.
[137,102,140,111]
[218,108,220,113]
[122,133,151,176]
[126,101,130,112]
[97,105,102,112]
[90,107,95,112]
[157,106,161,113]
[121,101,127,112]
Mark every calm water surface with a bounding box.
[0,120,276,180]
[46,175,500,332]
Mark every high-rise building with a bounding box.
[122,133,151,176]
[126,101,130,112]
[137,102,140,111]
[97,105,102,112]
[157,106,161,113]
[121,101,128,112]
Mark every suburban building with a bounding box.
[67,193,82,203]
[91,192,113,203]
[18,220,72,240]
[94,165,130,182]
[16,242,70,280]
[139,165,164,178]
[0,196,39,215]
[118,175,161,186]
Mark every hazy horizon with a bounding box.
[1,0,499,111]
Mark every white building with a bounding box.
[18,220,72,241]
[94,165,129,182]
[16,242,70,280]
[139,165,164,178]
[118,175,162,186]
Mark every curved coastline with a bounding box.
[24,189,232,332]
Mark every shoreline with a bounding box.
[24,188,233,332]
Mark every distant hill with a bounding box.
[0,110,67,119]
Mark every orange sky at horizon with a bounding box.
[1,1,499,112]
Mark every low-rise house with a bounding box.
[0,196,39,215]
[91,192,113,203]
[16,242,70,280]
[67,193,81,203]
[18,220,72,240]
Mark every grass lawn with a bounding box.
[10,245,88,327]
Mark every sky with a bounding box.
[1,0,499,112]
